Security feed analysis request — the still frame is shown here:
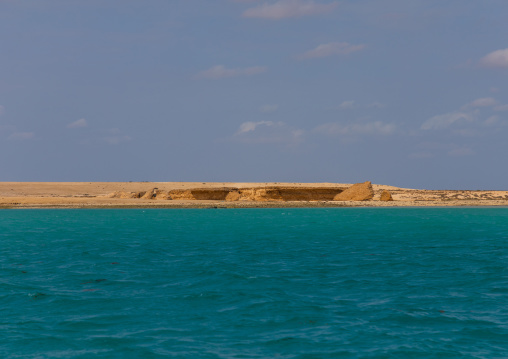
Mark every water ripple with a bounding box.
[1,208,508,358]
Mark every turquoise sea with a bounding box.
[1,208,508,358]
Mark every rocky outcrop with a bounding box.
[236,188,283,202]
[379,190,393,201]
[278,188,342,201]
[228,187,344,202]
[258,188,284,201]
[190,188,231,200]
[141,188,158,200]
[168,190,195,200]
[225,190,242,202]
[333,181,374,201]
[154,190,171,200]
[107,191,144,199]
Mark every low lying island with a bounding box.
[1,181,507,208]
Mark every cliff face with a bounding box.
[108,186,346,202]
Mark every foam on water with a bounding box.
[1,208,508,358]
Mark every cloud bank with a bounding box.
[467,97,497,108]
[421,97,508,137]
[314,121,396,136]
[67,118,88,128]
[196,65,267,79]
[236,121,279,135]
[421,112,474,130]
[243,0,337,19]
[479,48,508,68]
[300,42,365,59]
[338,100,355,109]
[235,120,304,145]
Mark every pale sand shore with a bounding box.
[1,182,507,209]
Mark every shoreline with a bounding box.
[2,200,508,210]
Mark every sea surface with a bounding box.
[1,208,508,358]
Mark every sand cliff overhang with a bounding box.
[108,186,347,202]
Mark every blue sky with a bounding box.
[1,0,507,189]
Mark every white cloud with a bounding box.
[494,104,508,112]
[452,128,478,137]
[338,100,354,109]
[423,99,508,135]
[479,48,508,68]
[448,147,474,157]
[67,118,88,128]
[103,135,131,145]
[314,121,396,136]
[482,115,508,128]
[243,0,337,19]
[101,128,131,145]
[196,65,267,79]
[259,104,279,113]
[236,120,278,135]
[300,42,365,59]
[235,120,304,145]
[9,132,34,140]
[291,129,305,138]
[421,112,474,130]
[484,115,500,126]
[468,97,497,108]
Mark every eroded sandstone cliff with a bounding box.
[108,186,347,202]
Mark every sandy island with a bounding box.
[1,182,507,209]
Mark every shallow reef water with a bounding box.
[1,208,508,358]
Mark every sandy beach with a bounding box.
[1,182,507,209]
